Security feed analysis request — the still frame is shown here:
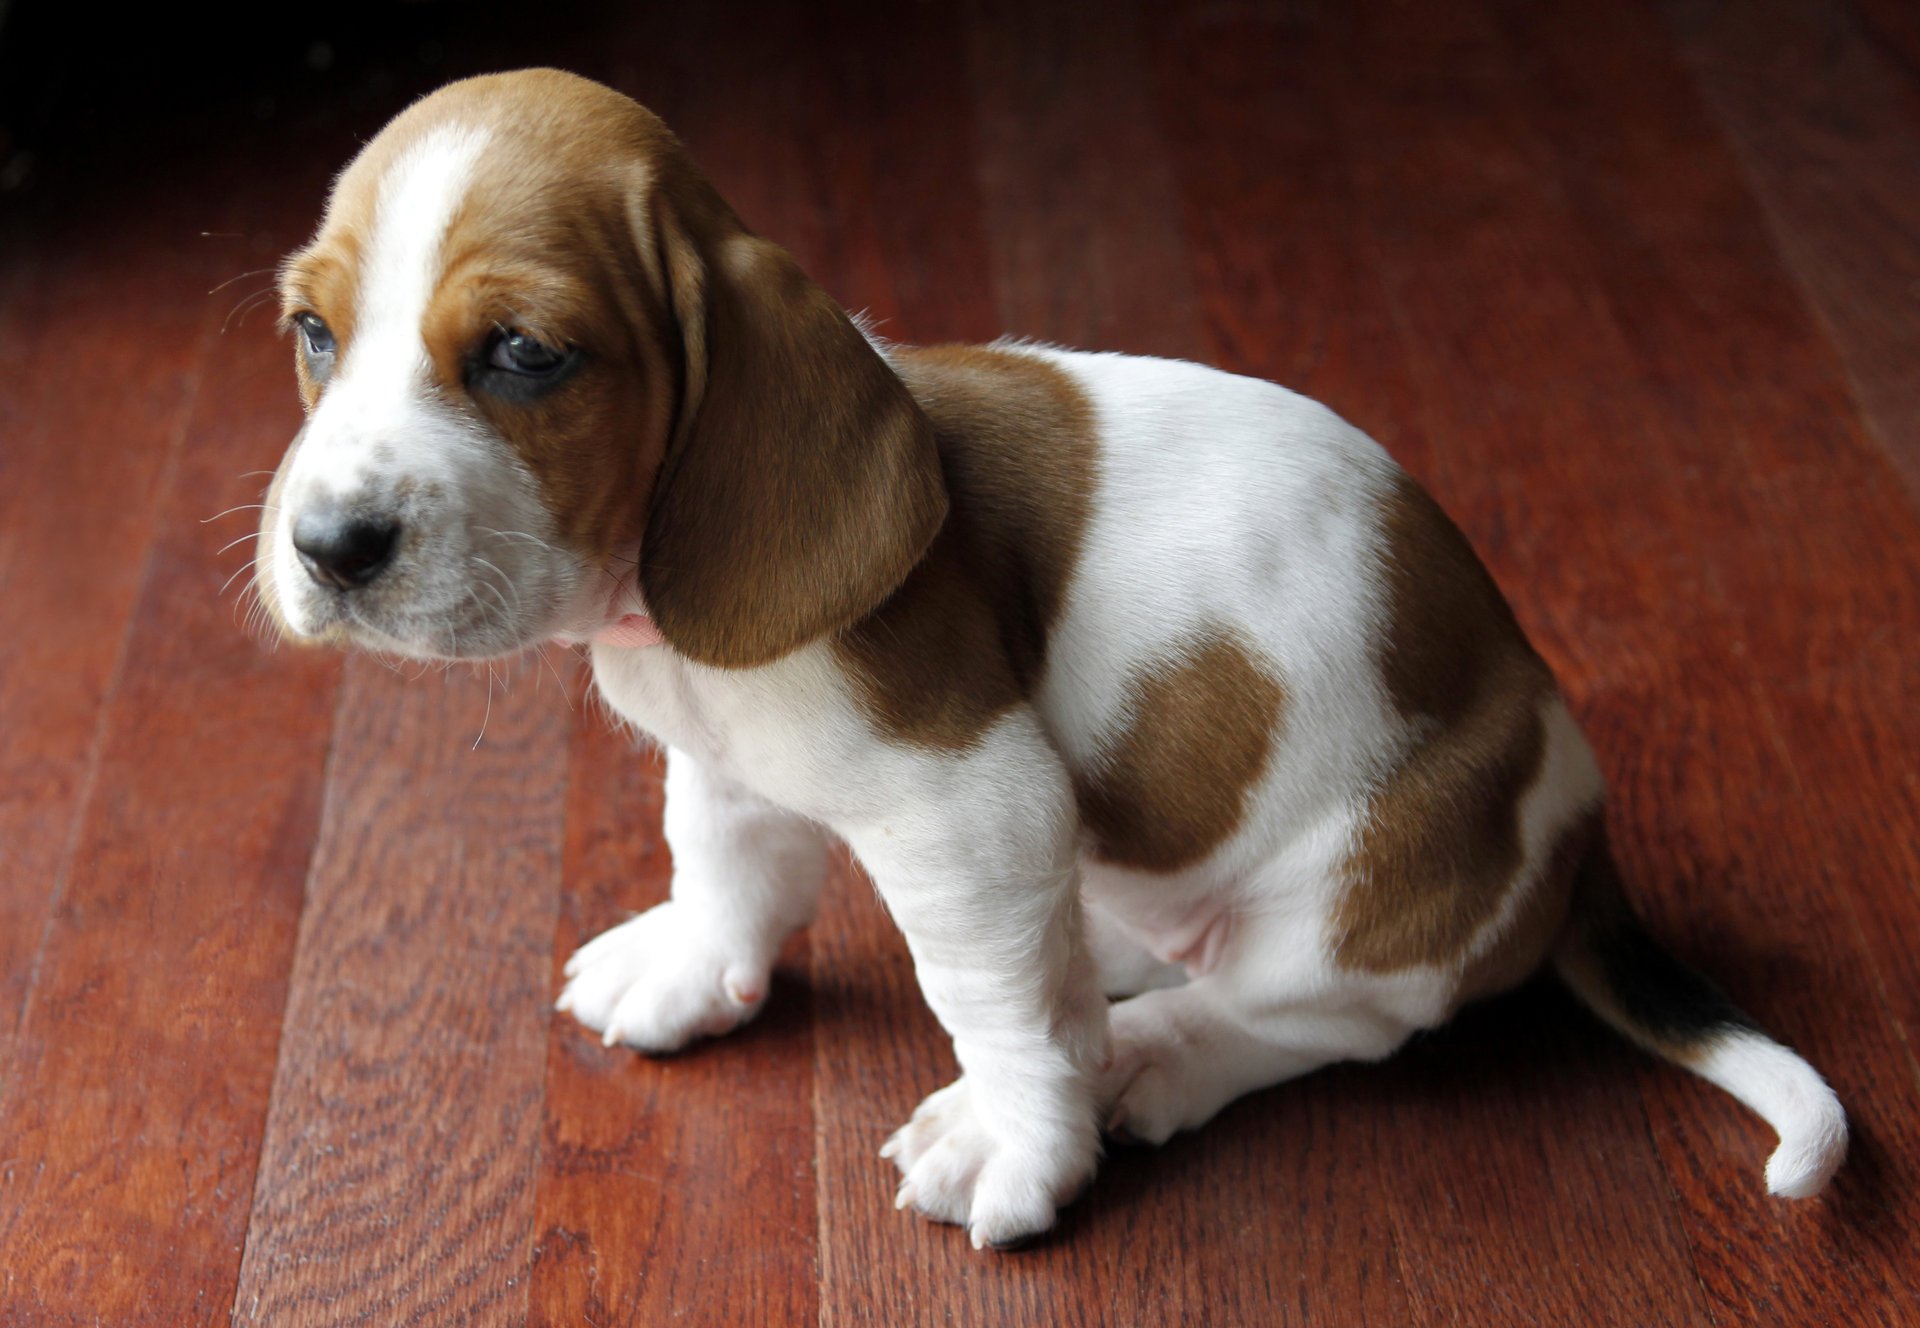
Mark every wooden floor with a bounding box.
[2,1,1916,1323]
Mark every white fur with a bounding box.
[1690,1033,1849,1199]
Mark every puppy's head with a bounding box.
[258,69,945,666]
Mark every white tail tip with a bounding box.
[1695,1031,1849,1199]
[1763,1091,1850,1199]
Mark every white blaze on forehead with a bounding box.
[349,122,493,389]
[294,123,493,502]
[272,117,594,653]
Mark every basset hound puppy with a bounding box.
[256,69,1847,1248]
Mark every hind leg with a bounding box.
[1102,915,1430,1144]
[1085,898,1187,998]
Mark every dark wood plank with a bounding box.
[964,0,1204,359]
[227,653,569,1325]
[1851,0,1920,111]
[506,9,826,1322]
[0,180,225,1060]
[600,5,1001,1323]
[0,160,341,1322]
[1662,0,1920,499]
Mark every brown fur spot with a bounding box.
[1073,631,1287,873]
[278,240,362,410]
[835,518,1028,751]
[890,346,1098,683]
[835,346,1099,749]
[1452,810,1598,1010]
[1333,474,1557,972]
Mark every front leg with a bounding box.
[559,746,828,1052]
[842,715,1108,1249]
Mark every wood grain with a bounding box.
[526,702,821,1328]
[1662,0,1920,500]
[964,0,1205,359]
[0,168,229,1058]
[1487,2,1920,1320]
[2,2,1917,1323]
[227,656,569,1325]
[0,143,341,1322]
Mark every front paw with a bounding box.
[556,902,770,1054]
[880,1076,1098,1250]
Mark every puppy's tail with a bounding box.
[1553,837,1847,1198]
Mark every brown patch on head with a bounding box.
[277,240,362,410]
[269,70,951,658]
[834,345,1099,748]
[1073,631,1287,874]
[270,70,681,575]
[1332,473,1557,972]
[411,74,683,560]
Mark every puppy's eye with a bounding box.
[486,328,567,375]
[295,312,336,357]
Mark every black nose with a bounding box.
[292,507,401,589]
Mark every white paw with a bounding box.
[1102,1013,1208,1146]
[879,1076,1098,1250]
[1102,1046,1189,1146]
[556,902,769,1054]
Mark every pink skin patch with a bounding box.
[594,613,665,649]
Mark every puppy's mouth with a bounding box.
[263,502,637,663]
[263,517,595,664]
[330,591,522,661]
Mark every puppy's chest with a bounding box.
[587,643,870,818]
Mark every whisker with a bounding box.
[531,642,578,711]
[214,531,263,557]
[207,266,278,296]
[220,553,264,597]
[223,287,279,335]
[473,661,496,751]
[201,502,276,524]
[468,555,522,619]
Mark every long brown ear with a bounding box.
[639,179,947,668]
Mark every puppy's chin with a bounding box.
[362,589,610,661]
[267,558,618,664]
[338,612,531,663]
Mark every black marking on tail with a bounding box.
[1572,843,1758,1048]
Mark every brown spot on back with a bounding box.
[836,345,1098,748]
[836,516,1028,751]
[841,350,1287,860]
[1333,474,1557,972]
[891,345,1099,684]
[1073,631,1287,873]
